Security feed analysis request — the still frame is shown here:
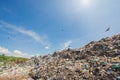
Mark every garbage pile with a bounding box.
[28,33,120,80]
[0,64,33,80]
[0,33,120,80]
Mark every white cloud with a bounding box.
[0,20,50,49]
[16,28,44,44]
[45,46,50,50]
[0,46,31,58]
[63,40,72,49]
[0,46,10,54]
[13,50,30,58]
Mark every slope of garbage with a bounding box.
[0,33,120,80]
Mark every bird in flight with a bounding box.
[105,27,110,32]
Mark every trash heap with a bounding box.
[0,33,120,80]
[28,33,120,80]
[0,64,33,80]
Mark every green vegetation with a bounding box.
[0,54,29,66]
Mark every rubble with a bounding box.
[0,33,120,80]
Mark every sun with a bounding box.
[81,0,92,7]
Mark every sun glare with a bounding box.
[81,0,92,7]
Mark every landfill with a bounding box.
[0,33,120,80]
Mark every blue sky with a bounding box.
[0,0,120,57]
